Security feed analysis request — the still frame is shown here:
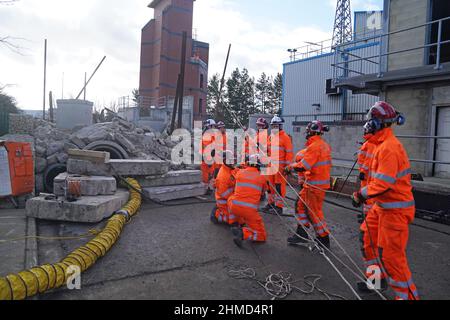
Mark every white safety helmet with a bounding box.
[204,119,217,128]
[270,115,285,125]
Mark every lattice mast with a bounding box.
[332,0,353,48]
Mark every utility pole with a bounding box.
[177,31,188,130]
[43,39,47,120]
[170,74,182,134]
[49,91,54,123]
[84,72,87,100]
[215,44,231,122]
[76,56,106,100]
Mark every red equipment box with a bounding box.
[0,141,34,196]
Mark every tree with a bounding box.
[226,68,257,129]
[206,73,222,119]
[132,88,140,105]
[268,73,283,115]
[0,88,21,114]
[1,1,24,55]
[255,73,273,114]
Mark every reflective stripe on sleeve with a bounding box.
[370,172,397,184]
[236,182,263,192]
[301,159,312,170]
[232,200,259,210]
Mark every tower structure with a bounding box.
[139,0,209,122]
[332,0,353,48]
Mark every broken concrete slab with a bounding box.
[53,172,117,197]
[26,189,130,223]
[143,183,207,202]
[67,159,170,177]
[136,170,202,188]
[68,149,110,164]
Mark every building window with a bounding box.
[200,74,204,89]
[199,98,203,114]
[429,0,450,65]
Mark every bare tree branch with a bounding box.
[0,36,28,55]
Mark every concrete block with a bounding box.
[26,189,130,223]
[136,170,202,188]
[68,149,110,164]
[67,159,170,177]
[53,172,117,196]
[143,183,207,202]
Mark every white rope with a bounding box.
[228,267,347,301]
[217,102,372,300]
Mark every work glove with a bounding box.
[359,172,366,181]
[284,166,292,175]
[351,192,365,208]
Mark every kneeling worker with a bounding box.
[211,150,238,226]
[228,154,268,247]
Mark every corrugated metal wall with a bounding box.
[282,43,380,135]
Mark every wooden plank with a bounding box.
[68,149,110,163]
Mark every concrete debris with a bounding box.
[1,115,180,193]
[136,170,202,188]
[67,158,170,177]
[53,173,117,197]
[143,183,207,202]
[68,149,110,164]
[26,189,130,223]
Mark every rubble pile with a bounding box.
[2,116,185,193]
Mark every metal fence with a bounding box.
[396,135,450,167]
[333,15,450,81]
[0,111,9,136]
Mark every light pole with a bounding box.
[287,48,298,62]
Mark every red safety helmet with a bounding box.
[365,101,405,134]
[367,101,398,123]
[256,117,269,129]
[306,120,329,136]
[216,121,226,129]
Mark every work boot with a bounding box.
[231,226,244,248]
[273,206,284,216]
[260,204,274,214]
[287,225,309,245]
[317,235,331,250]
[357,278,388,293]
[210,207,220,225]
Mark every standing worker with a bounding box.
[285,120,332,249]
[228,155,268,247]
[201,119,217,192]
[214,121,228,177]
[261,116,293,215]
[211,150,238,226]
[351,101,419,300]
[356,127,386,291]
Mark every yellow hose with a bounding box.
[0,178,142,300]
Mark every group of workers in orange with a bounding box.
[201,101,419,300]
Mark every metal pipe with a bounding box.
[435,19,443,70]
[397,135,450,140]
[76,56,106,100]
[43,39,47,120]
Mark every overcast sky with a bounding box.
[0,0,382,110]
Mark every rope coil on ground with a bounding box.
[228,267,347,301]
[0,178,142,301]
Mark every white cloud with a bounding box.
[0,0,330,110]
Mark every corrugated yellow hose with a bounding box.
[0,178,142,300]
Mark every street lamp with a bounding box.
[287,48,298,62]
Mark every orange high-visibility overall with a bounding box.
[291,135,332,239]
[201,130,216,184]
[357,134,380,277]
[228,167,268,242]
[295,149,307,186]
[267,130,293,208]
[213,131,228,176]
[214,165,237,225]
[360,128,419,301]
